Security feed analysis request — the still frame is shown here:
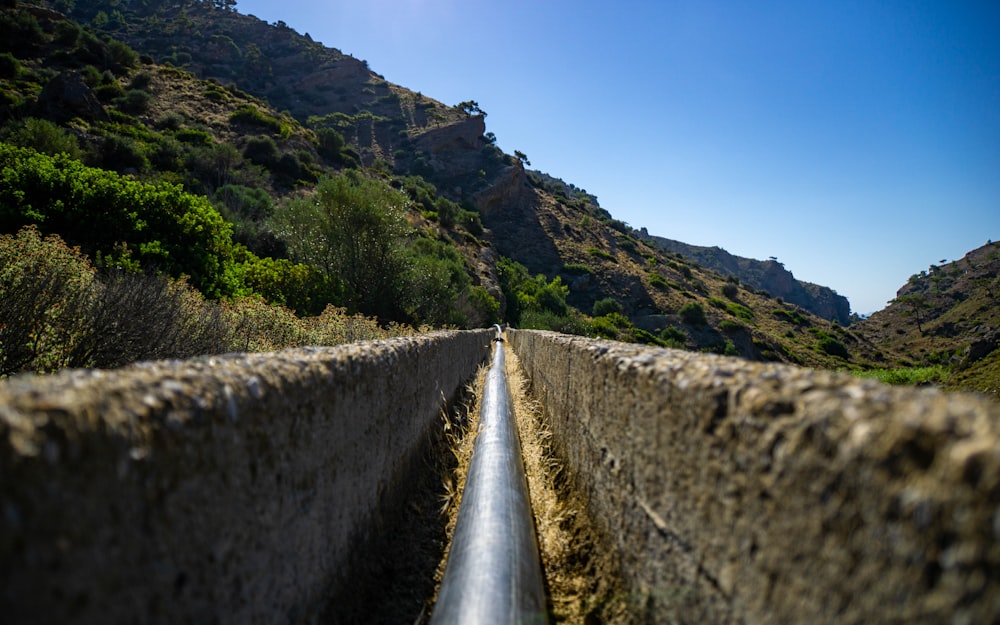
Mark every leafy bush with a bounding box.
[1,118,82,159]
[773,307,809,326]
[725,301,755,321]
[722,283,739,300]
[404,237,471,326]
[648,273,670,290]
[115,88,152,114]
[230,105,284,134]
[679,301,707,326]
[0,52,21,79]
[129,70,154,90]
[519,309,589,335]
[817,336,849,358]
[271,172,410,319]
[562,263,592,276]
[236,253,335,316]
[243,135,279,168]
[659,326,687,348]
[588,247,615,261]
[175,127,213,145]
[591,315,620,339]
[100,133,148,171]
[593,297,623,317]
[0,144,238,297]
[0,227,95,375]
[498,256,570,326]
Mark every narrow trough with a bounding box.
[432,333,548,624]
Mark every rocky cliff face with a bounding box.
[639,230,853,324]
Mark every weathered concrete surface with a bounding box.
[509,330,1000,624]
[0,330,491,625]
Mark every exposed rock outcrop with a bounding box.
[639,230,853,324]
[38,71,109,123]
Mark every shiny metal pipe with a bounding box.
[430,338,548,625]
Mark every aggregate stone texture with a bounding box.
[0,330,492,625]
[509,330,1000,625]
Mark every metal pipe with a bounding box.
[430,337,549,625]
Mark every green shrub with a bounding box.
[95,81,126,101]
[458,209,483,236]
[230,105,283,133]
[817,336,849,358]
[108,40,139,75]
[243,135,280,167]
[1,117,82,159]
[0,144,238,297]
[725,301,755,321]
[562,263,592,276]
[0,227,95,375]
[630,327,667,347]
[116,88,152,114]
[659,326,687,348]
[100,133,148,171]
[0,10,45,55]
[593,297,623,317]
[588,247,615,261]
[0,52,21,78]
[773,307,809,326]
[175,127,213,145]
[236,253,335,316]
[404,237,471,326]
[679,301,707,325]
[591,315,619,339]
[648,273,670,290]
[129,70,154,90]
[722,283,739,299]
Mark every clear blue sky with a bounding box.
[236,0,1000,315]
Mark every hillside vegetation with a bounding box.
[854,242,1000,399]
[0,0,996,398]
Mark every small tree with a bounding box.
[893,293,930,335]
[272,172,411,319]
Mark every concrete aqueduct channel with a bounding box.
[1,329,998,623]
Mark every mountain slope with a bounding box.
[638,230,853,324]
[1,0,918,372]
[855,242,1000,367]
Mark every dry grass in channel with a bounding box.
[421,342,630,624]
[504,346,631,625]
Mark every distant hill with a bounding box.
[854,241,1000,396]
[637,230,853,325]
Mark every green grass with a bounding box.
[855,365,948,386]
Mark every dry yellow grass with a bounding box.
[505,345,630,625]
[427,343,630,623]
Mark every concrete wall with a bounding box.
[509,330,1000,624]
[0,330,492,625]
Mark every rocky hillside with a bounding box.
[854,241,1000,395]
[638,230,853,324]
[9,0,981,377]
